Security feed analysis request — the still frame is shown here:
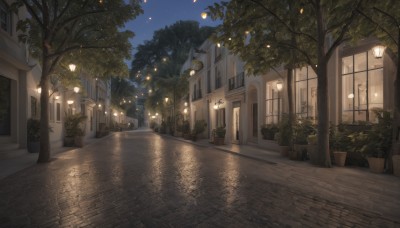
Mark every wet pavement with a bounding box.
[0,130,399,227]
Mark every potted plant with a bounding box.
[214,125,226,145]
[331,129,350,167]
[27,118,40,153]
[291,119,315,160]
[191,119,207,141]
[307,134,318,164]
[64,113,87,147]
[261,124,279,140]
[276,114,292,156]
[182,120,191,139]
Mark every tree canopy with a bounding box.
[14,0,142,162]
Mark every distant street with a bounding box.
[0,130,399,227]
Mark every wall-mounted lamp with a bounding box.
[73,87,80,93]
[184,102,188,107]
[37,87,42,94]
[276,81,283,91]
[165,97,169,103]
[213,99,224,110]
[67,100,74,105]
[184,108,188,114]
[190,70,195,76]
[372,45,386,58]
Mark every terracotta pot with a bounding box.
[367,157,385,173]
[333,151,347,167]
[214,137,225,145]
[279,146,290,157]
[392,155,400,177]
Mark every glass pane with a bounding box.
[295,67,308,81]
[354,72,367,110]
[342,74,354,112]
[308,66,317,79]
[296,80,307,115]
[342,56,353,74]
[368,50,383,70]
[368,69,383,116]
[354,52,367,72]
[308,78,317,118]
[355,111,367,122]
[342,111,353,124]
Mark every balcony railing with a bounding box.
[228,72,245,91]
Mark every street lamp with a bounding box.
[165,97,169,103]
[69,64,76,72]
[67,100,74,105]
[73,86,80,93]
[37,87,42,94]
[276,81,283,91]
[201,12,207,19]
[372,45,386,58]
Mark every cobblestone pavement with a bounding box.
[0,131,399,227]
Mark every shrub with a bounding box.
[261,124,279,140]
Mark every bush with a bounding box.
[64,113,87,137]
[27,119,40,142]
[292,118,316,145]
[276,114,292,146]
[261,124,279,140]
[215,126,226,138]
[192,120,207,136]
[182,120,190,134]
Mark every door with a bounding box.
[232,104,240,144]
[0,76,11,135]
[252,103,258,138]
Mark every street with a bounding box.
[0,130,399,227]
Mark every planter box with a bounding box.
[214,137,225,145]
[392,155,400,177]
[27,141,40,153]
[368,157,385,173]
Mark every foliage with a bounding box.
[111,77,136,110]
[292,119,316,145]
[192,120,207,136]
[64,113,87,137]
[215,126,226,138]
[130,21,215,112]
[182,120,191,134]
[331,130,351,152]
[27,118,40,141]
[208,0,366,167]
[276,114,292,146]
[261,124,279,140]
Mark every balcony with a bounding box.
[228,72,245,91]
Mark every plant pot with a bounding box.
[279,146,290,157]
[392,155,400,177]
[367,157,385,173]
[74,136,84,148]
[333,151,347,167]
[293,144,308,160]
[308,145,319,165]
[27,141,40,153]
[64,136,75,147]
[214,137,225,145]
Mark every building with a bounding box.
[185,37,396,150]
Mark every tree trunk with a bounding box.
[316,2,332,167]
[37,55,51,163]
[286,68,294,122]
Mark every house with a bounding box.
[185,37,395,150]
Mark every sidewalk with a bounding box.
[0,132,116,180]
[166,134,400,222]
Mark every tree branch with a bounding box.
[21,0,44,29]
[248,0,318,43]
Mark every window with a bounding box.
[49,102,54,122]
[56,103,61,122]
[295,66,317,120]
[215,66,222,89]
[266,81,282,124]
[0,0,11,34]
[207,70,211,93]
[341,50,383,123]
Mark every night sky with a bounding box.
[125,0,222,51]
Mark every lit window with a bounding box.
[341,50,383,123]
[266,80,282,124]
[295,66,318,121]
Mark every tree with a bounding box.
[111,77,137,117]
[355,1,400,159]
[209,0,363,167]
[130,21,214,115]
[14,0,142,162]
